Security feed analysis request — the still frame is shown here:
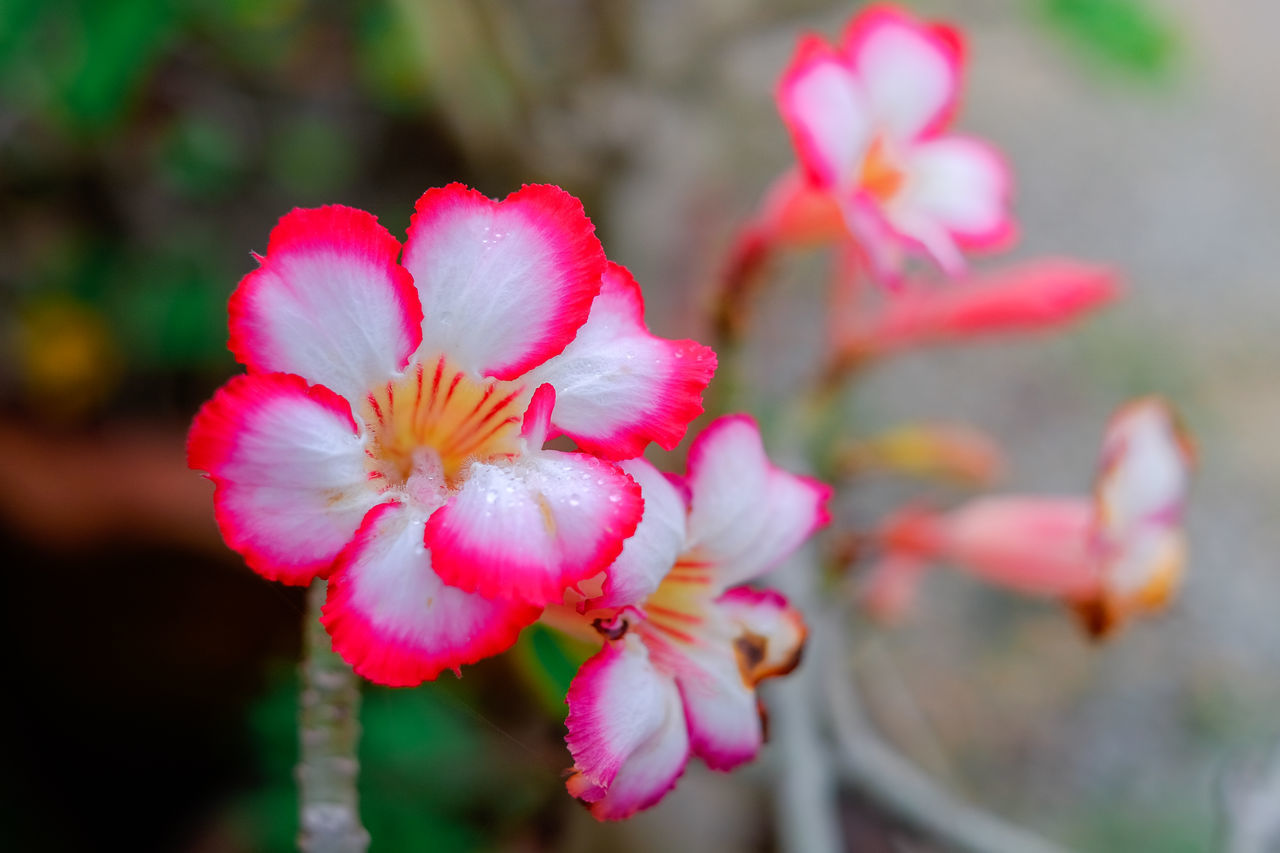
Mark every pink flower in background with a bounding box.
[552,416,830,819]
[843,258,1121,355]
[776,4,1013,280]
[188,184,716,685]
[863,398,1193,636]
[1081,397,1195,635]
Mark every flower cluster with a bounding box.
[189,182,829,818]
[188,184,719,685]
[189,1,1195,831]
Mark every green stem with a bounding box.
[297,580,369,853]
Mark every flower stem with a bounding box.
[297,580,369,853]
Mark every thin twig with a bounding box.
[767,545,846,853]
[821,613,1074,853]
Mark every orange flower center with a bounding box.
[641,555,714,645]
[362,355,526,493]
[858,136,906,203]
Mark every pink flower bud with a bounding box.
[858,258,1120,352]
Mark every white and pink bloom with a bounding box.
[1082,397,1195,635]
[863,398,1193,636]
[188,184,716,685]
[547,416,830,819]
[775,4,1013,280]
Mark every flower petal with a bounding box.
[425,452,643,605]
[1082,397,1194,636]
[520,382,557,450]
[1095,397,1193,538]
[715,586,807,685]
[843,4,963,140]
[1076,527,1185,638]
[777,35,874,191]
[683,416,832,590]
[895,136,1014,254]
[527,263,716,459]
[941,498,1100,597]
[402,184,607,381]
[645,622,762,772]
[228,206,423,404]
[322,502,540,686]
[589,458,688,611]
[565,636,690,820]
[187,372,379,585]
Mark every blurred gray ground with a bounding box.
[558,0,1280,849]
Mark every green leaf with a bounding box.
[1040,0,1179,78]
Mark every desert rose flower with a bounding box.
[188,184,716,685]
[1078,397,1194,635]
[776,4,1013,280]
[863,398,1192,636]
[545,416,830,819]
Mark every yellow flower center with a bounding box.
[858,135,907,203]
[362,355,526,494]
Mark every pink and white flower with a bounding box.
[1081,397,1195,635]
[188,184,716,685]
[776,4,1014,280]
[863,398,1193,636]
[550,416,831,819]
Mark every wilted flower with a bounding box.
[545,416,830,819]
[863,398,1193,635]
[188,184,716,684]
[1079,397,1194,635]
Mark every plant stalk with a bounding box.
[297,579,369,853]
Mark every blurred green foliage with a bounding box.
[0,0,469,418]
[512,624,596,718]
[0,0,176,134]
[1039,0,1179,77]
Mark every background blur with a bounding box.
[2,0,1275,850]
